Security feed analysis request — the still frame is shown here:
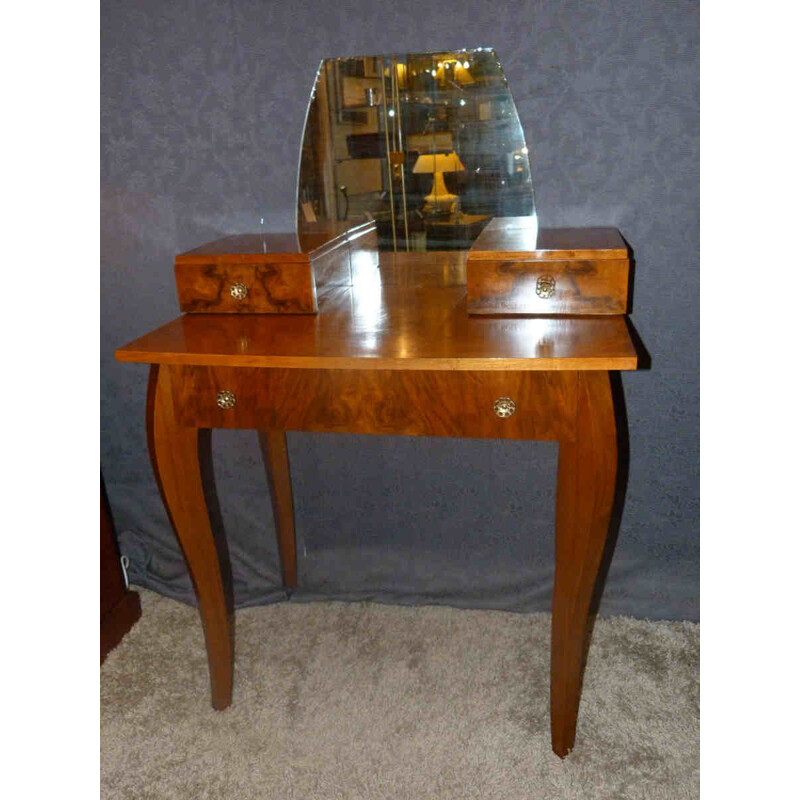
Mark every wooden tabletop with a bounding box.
[117,252,638,371]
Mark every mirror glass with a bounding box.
[297,48,535,252]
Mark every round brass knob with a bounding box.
[216,390,236,410]
[493,397,516,418]
[230,282,249,301]
[535,275,556,299]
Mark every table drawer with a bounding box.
[169,366,577,442]
[466,258,629,315]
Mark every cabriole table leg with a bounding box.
[147,365,234,710]
[258,430,298,590]
[551,370,618,757]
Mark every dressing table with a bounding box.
[115,48,640,757]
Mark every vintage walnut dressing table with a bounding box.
[116,49,640,758]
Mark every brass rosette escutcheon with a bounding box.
[535,275,556,299]
[216,390,237,409]
[230,282,249,301]
[493,397,516,418]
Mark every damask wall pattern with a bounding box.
[101,0,699,620]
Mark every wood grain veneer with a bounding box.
[467,218,631,316]
[552,371,617,757]
[170,366,577,441]
[174,220,376,314]
[119,253,638,372]
[147,365,234,709]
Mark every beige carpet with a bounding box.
[101,588,699,799]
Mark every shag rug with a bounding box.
[101,589,699,799]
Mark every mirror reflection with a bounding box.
[298,49,535,252]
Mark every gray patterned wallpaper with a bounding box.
[101,0,699,620]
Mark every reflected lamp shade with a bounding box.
[413,151,466,214]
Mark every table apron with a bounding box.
[168,365,579,442]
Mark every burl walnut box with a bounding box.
[174,219,377,314]
[466,217,631,315]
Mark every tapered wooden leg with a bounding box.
[258,431,298,589]
[147,365,234,709]
[551,371,617,757]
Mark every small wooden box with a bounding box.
[466,217,630,315]
[175,220,377,314]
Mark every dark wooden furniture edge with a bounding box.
[101,478,141,663]
[101,592,142,663]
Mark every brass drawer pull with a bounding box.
[493,397,516,418]
[230,282,249,301]
[536,275,556,298]
[216,390,237,410]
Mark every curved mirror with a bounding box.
[297,48,535,252]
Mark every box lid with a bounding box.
[469,217,628,261]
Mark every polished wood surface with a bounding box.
[469,218,628,260]
[147,365,234,709]
[467,258,629,315]
[118,304,635,370]
[551,371,617,757]
[171,367,577,441]
[174,220,376,314]
[467,219,630,316]
[119,253,638,371]
[176,261,319,314]
[368,250,468,287]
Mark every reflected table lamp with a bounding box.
[413,151,466,215]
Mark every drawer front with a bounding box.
[175,262,317,314]
[466,258,629,315]
[170,366,577,442]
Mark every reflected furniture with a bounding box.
[116,243,637,757]
[298,49,534,252]
[412,151,466,214]
[425,213,491,250]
